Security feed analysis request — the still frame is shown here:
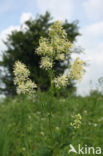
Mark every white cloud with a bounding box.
[0,12,32,60]
[0,26,20,60]
[20,12,33,24]
[84,22,103,37]
[0,12,35,60]
[83,0,103,20]
[37,0,74,20]
[77,21,103,51]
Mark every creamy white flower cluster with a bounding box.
[14,61,37,98]
[14,61,30,83]
[70,57,84,81]
[70,114,82,129]
[37,38,53,57]
[36,21,72,71]
[36,21,85,89]
[52,75,68,89]
[40,56,53,70]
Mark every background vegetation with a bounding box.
[0,91,103,156]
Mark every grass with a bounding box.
[0,91,103,156]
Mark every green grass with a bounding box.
[0,91,103,156]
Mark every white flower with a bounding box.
[17,80,37,97]
[13,61,37,99]
[56,53,65,61]
[22,147,26,151]
[36,21,72,72]
[40,57,53,70]
[40,131,44,136]
[70,114,82,129]
[56,127,60,131]
[14,61,30,84]
[36,37,54,57]
[70,57,85,81]
[53,74,68,89]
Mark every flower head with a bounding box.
[17,80,37,97]
[13,61,37,99]
[14,61,30,84]
[49,21,67,39]
[70,57,85,81]
[70,114,82,129]
[36,21,72,71]
[56,53,65,61]
[36,22,84,90]
[40,57,53,70]
[36,37,54,57]
[52,74,68,89]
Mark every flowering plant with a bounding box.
[13,21,84,155]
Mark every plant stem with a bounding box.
[48,69,54,137]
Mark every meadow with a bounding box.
[0,90,103,156]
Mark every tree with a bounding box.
[0,12,80,96]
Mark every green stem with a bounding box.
[48,114,53,137]
[48,69,53,137]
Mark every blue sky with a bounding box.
[0,0,103,95]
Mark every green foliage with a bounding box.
[0,92,103,156]
[0,12,80,96]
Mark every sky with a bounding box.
[0,0,103,95]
